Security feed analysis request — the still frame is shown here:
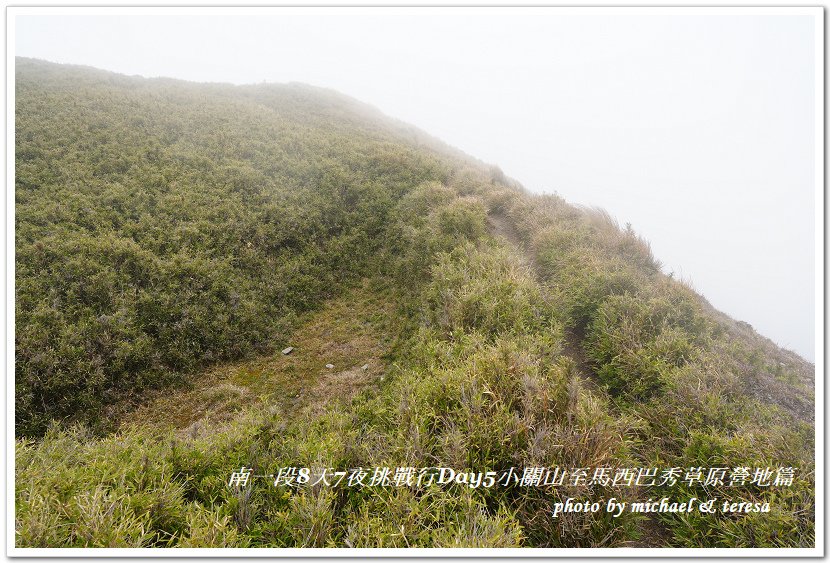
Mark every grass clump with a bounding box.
[585,283,711,400]
[425,243,554,339]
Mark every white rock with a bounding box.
[361,364,369,371]
[325,363,334,369]
[282,347,294,355]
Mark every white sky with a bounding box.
[13,9,819,362]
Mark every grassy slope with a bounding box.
[14,57,460,436]
[115,279,397,432]
[15,59,815,548]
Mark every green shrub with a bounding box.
[425,244,553,338]
[585,285,710,400]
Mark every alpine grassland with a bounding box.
[15,58,815,548]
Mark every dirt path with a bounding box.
[487,213,538,272]
[487,212,602,390]
[487,211,672,548]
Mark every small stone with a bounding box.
[325,363,334,369]
[361,364,369,371]
[282,347,294,355]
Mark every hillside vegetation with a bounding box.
[15,58,815,548]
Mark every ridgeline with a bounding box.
[15,58,814,548]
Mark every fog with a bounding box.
[14,9,819,362]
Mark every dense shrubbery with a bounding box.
[15,58,457,436]
[472,167,815,548]
[425,243,552,338]
[17,179,639,547]
[585,285,711,400]
[15,59,814,548]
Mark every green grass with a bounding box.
[15,59,815,548]
[116,280,396,432]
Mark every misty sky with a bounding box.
[14,9,820,362]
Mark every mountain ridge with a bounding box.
[14,57,815,549]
